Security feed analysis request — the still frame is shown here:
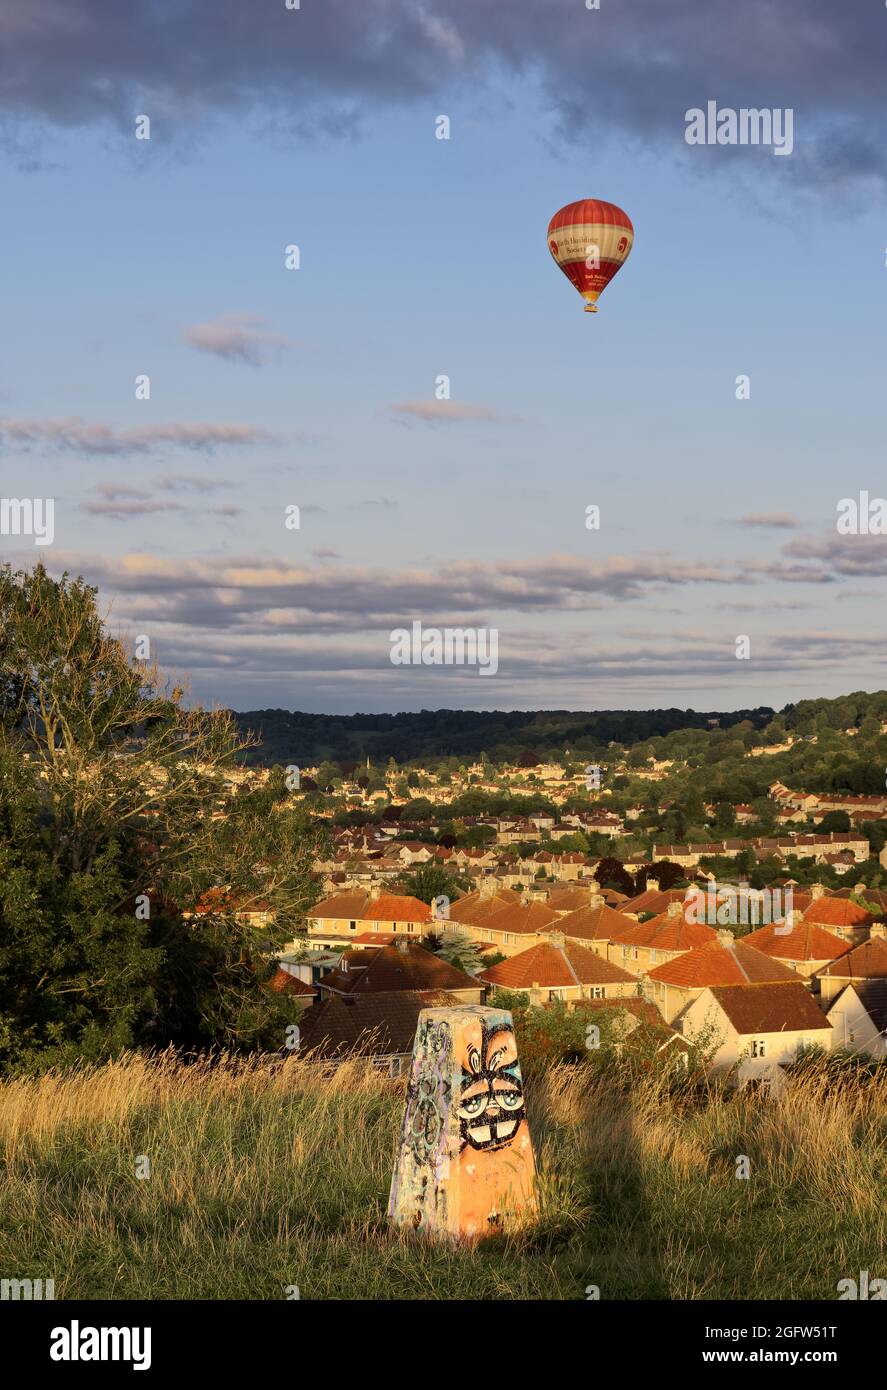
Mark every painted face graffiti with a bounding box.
[457,1022,526,1152]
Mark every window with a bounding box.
[591,986,605,1000]
[349,920,356,930]
[751,1039,766,1058]
[650,950,657,964]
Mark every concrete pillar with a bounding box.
[388,1005,537,1241]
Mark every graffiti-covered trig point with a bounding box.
[388,1005,538,1241]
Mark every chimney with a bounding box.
[666,901,682,918]
[395,937,411,953]
[647,877,660,893]
[854,882,867,897]
[716,928,734,947]
[588,891,604,911]
[810,883,826,900]
[548,931,566,950]
[870,923,886,940]
[368,883,382,902]
[480,876,497,899]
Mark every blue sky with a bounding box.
[1,1,886,713]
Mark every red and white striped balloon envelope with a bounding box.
[547,199,634,312]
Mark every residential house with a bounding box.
[608,902,718,981]
[458,899,562,957]
[478,933,636,1004]
[317,942,484,1004]
[742,916,849,980]
[825,981,887,1059]
[571,996,691,1065]
[801,889,876,946]
[306,887,432,948]
[680,982,832,1087]
[619,885,687,919]
[296,989,459,1073]
[543,901,639,958]
[647,935,804,1024]
[813,932,887,1003]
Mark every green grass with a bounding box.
[0,1051,884,1299]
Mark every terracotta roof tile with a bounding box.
[364,894,432,923]
[480,901,561,936]
[648,940,802,988]
[708,982,831,1034]
[320,943,479,995]
[297,989,458,1058]
[814,936,887,981]
[478,941,635,990]
[267,968,318,997]
[547,903,636,943]
[743,921,850,963]
[803,898,875,928]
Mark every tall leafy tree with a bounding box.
[0,563,321,1072]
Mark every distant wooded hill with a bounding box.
[230,704,776,766]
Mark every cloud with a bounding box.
[1,2,885,197]
[781,531,887,579]
[81,480,239,520]
[34,548,745,637]
[155,473,232,493]
[82,498,185,519]
[81,481,187,519]
[182,313,292,365]
[390,401,511,425]
[738,512,800,529]
[0,416,275,455]
[345,497,398,512]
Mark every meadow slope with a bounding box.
[0,1052,884,1300]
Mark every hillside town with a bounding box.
[232,730,887,1092]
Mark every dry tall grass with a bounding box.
[1,1051,884,1299]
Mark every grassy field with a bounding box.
[0,1051,884,1300]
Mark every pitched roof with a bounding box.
[310,891,369,920]
[743,921,850,963]
[364,894,432,923]
[707,982,831,1034]
[648,940,802,988]
[478,941,635,990]
[619,888,686,915]
[570,997,691,1051]
[639,912,718,952]
[445,888,521,926]
[847,979,887,1032]
[297,990,458,1058]
[309,890,432,923]
[266,968,318,997]
[548,903,637,944]
[802,897,875,928]
[546,887,597,912]
[814,936,887,981]
[479,901,561,936]
[319,943,479,995]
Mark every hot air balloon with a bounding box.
[547,199,633,312]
